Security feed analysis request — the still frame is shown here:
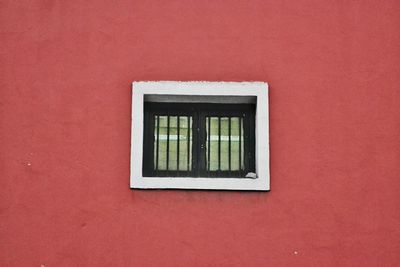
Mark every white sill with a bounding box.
[133,177,269,191]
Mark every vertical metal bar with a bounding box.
[247,108,256,174]
[166,115,170,171]
[196,112,206,177]
[156,115,160,172]
[218,117,221,172]
[239,116,242,175]
[177,116,180,172]
[228,117,231,171]
[207,117,211,171]
[187,116,190,172]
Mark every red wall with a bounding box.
[1,1,400,266]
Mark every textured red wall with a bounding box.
[1,0,400,266]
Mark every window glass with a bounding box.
[230,117,244,171]
[206,116,244,172]
[145,103,254,178]
[154,115,192,171]
[178,116,192,171]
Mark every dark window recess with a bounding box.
[143,103,255,178]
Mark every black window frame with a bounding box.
[143,102,255,178]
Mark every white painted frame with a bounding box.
[131,81,269,191]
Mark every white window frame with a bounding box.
[131,81,269,191]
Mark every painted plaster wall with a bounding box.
[1,0,399,266]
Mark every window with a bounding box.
[131,82,269,191]
[143,103,255,178]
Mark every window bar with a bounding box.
[239,116,242,176]
[166,115,170,172]
[187,116,190,172]
[228,117,231,171]
[207,117,211,172]
[218,117,221,173]
[155,115,160,172]
[177,116,180,172]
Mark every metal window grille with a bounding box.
[143,103,255,178]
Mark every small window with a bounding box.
[143,103,255,178]
[131,82,269,191]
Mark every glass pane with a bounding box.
[156,115,168,170]
[208,117,219,171]
[230,117,240,170]
[206,116,244,172]
[220,117,229,171]
[178,116,192,171]
[168,116,178,170]
[154,115,192,172]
